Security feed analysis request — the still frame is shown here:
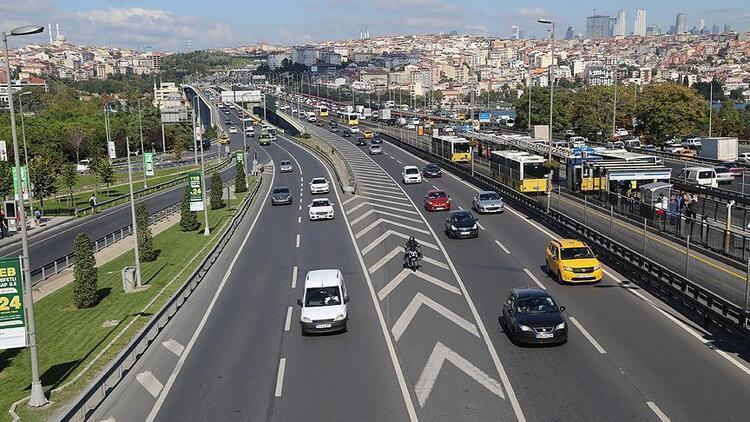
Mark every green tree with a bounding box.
[0,161,13,200]
[173,130,185,166]
[635,83,708,143]
[730,87,745,101]
[28,151,60,209]
[135,202,157,262]
[60,162,78,207]
[714,101,747,137]
[693,80,725,101]
[179,186,200,231]
[92,157,115,193]
[209,171,224,210]
[72,232,98,308]
[234,159,247,193]
[512,86,572,133]
[567,85,637,139]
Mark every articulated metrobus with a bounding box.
[317,105,329,117]
[489,150,549,193]
[342,112,359,126]
[259,126,271,146]
[431,135,472,163]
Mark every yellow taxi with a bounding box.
[545,239,603,283]
[363,130,374,139]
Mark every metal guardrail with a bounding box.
[376,126,749,334]
[74,157,233,216]
[31,172,236,286]
[56,176,263,422]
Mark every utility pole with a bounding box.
[18,92,36,227]
[538,19,555,213]
[612,57,618,136]
[138,99,147,188]
[708,80,713,137]
[125,136,143,286]
[192,96,198,165]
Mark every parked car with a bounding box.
[501,288,567,345]
[76,160,90,173]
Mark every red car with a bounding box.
[424,190,451,211]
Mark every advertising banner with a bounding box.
[144,153,155,176]
[0,257,27,350]
[0,141,7,161]
[479,112,491,123]
[12,166,30,201]
[107,141,117,159]
[188,172,204,211]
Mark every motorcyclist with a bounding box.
[405,236,422,258]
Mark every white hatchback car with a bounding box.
[298,269,349,335]
[402,166,422,184]
[229,126,238,134]
[309,177,330,194]
[308,198,334,220]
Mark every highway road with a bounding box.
[0,106,247,277]
[83,91,750,422]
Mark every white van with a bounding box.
[297,269,349,334]
[677,166,718,188]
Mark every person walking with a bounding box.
[0,210,7,239]
[89,193,97,213]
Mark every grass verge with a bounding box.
[4,177,257,421]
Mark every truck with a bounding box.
[380,109,392,121]
[363,108,372,118]
[699,137,738,161]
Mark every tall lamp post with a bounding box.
[18,91,36,227]
[3,24,48,408]
[124,136,143,286]
[104,100,118,162]
[137,98,147,188]
[538,18,555,213]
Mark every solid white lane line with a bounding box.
[296,234,300,248]
[606,270,750,376]
[274,358,286,397]
[495,240,511,254]
[522,268,546,290]
[350,209,422,226]
[346,201,418,216]
[291,266,298,289]
[137,371,163,398]
[342,195,359,206]
[146,156,275,422]
[285,307,293,332]
[161,339,184,357]
[477,222,486,231]
[646,402,671,422]
[352,195,413,208]
[569,317,607,354]
[361,191,410,201]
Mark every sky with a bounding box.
[1,0,749,51]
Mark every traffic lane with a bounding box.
[663,157,746,193]
[89,166,275,422]
[268,135,410,421]
[380,138,750,421]
[0,158,238,269]
[360,142,657,421]
[154,163,296,421]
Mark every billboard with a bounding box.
[108,141,117,159]
[12,166,29,201]
[221,90,262,104]
[188,172,204,212]
[0,257,27,350]
[144,153,155,176]
[478,112,491,123]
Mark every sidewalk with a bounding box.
[32,212,181,301]
[0,216,75,249]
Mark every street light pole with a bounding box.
[709,80,713,137]
[612,57,618,136]
[192,96,198,165]
[538,19,555,213]
[138,99,147,189]
[199,128,210,236]
[18,92,36,227]
[125,136,142,286]
[3,25,48,408]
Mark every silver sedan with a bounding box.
[472,191,504,213]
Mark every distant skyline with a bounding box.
[1,0,748,50]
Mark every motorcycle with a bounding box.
[404,248,420,271]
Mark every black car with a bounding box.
[423,163,442,178]
[188,139,211,151]
[371,136,383,144]
[224,118,231,124]
[444,210,479,238]
[343,131,351,138]
[501,288,567,345]
[356,137,367,146]
[270,186,293,205]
